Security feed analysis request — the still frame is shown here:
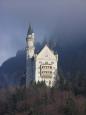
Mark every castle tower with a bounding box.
[26,25,35,58]
[26,25,35,87]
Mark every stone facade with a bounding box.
[26,26,59,87]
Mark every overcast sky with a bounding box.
[0,0,86,65]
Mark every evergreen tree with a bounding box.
[63,97,77,115]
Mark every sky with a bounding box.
[0,0,86,65]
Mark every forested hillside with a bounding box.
[0,83,86,115]
[0,39,86,88]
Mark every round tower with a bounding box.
[26,25,35,87]
[26,25,35,58]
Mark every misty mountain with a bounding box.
[0,50,26,88]
[54,38,86,78]
[0,41,86,88]
[0,43,42,88]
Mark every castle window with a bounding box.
[50,66,52,69]
[40,64,53,78]
[50,71,52,74]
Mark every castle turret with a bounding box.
[26,25,35,58]
[26,25,35,87]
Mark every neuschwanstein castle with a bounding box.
[26,25,59,87]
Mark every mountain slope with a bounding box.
[0,50,26,88]
[0,41,86,87]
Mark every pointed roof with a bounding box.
[27,24,33,35]
[36,44,56,60]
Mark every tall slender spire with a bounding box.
[27,24,33,35]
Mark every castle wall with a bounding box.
[35,45,58,87]
[26,27,59,87]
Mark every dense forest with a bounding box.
[0,37,86,114]
[0,81,86,115]
[0,37,86,87]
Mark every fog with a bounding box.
[0,0,86,65]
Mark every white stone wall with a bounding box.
[27,35,35,58]
[26,33,59,87]
[35,59,58,87]
[35,45,58,87]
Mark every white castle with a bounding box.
[26,25,59,87]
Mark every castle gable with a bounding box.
[26,27,59,87]
[36,45,56,60]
